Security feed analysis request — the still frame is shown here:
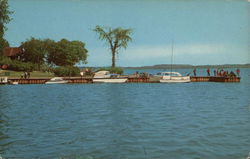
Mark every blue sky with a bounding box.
[5,0,250,67]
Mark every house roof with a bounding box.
[3,47,24,57]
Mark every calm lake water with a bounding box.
[0,69,250,159]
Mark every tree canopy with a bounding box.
[1,37,88,71]
[94,25,133,67]
[21,38,88,67]
[21,38,48,68]
[0,37,9,55]
[0,0,12,35]
[47,39,88,66]
[0,0,12,54]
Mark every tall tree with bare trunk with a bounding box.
[94,25,132,67]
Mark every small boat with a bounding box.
[93,71,128,83]
[159,72,191,83]
[45,77,68,84]
[8,80,19,85]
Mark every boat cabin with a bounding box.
[156,72,182,77]
[94,71,114,78]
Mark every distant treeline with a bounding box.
[122,64,250,69]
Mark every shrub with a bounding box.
[8,60,35,71]
[53,66,80,77]
[0,56,12,66]
[0,57,35,71]
[97,67,123,74]
[39,64,52,72]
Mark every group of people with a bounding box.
[20,71,30,79]
[134,71,149,78]
[193,68,240,77]
[213,68,240,77]
[80,68,93,77]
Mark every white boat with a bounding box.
[93,71,128,83]
[159,40,191,83]
[159,72,191,83]
[45,77,68,84]
[8,80,19,85]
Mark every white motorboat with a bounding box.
[159,72,191,83]
[8,80,18,85]
[93,71,128,83]
[45,77,68,84]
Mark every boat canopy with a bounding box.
[94,71,111,78]
[95,71,110,75]
[49,77,64,81]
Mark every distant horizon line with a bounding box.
[82,63,250,68]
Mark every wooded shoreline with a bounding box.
[122,64,250,69]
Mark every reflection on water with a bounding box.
[0,68,250,159]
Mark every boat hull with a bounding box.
[160,76,191,83]
[93,78,128,83]
[160,79,191,83]
[45,81,68,84]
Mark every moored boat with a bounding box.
[45,77,68,84]
[159,72,191,83]
[159,40,190,83]
[8,80,19,85]
[93,71,128,83]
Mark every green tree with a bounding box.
[0,38,9,55]
[21,37,49,70]
[94,25,133,67]
[47,39,88,66]
[0,0,12,55]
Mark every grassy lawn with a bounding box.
[0,70,54,78]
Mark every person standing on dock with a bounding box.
[207,68,210,76]
[193,68,197,76]
[80,71,84,79]
[24,72,27,79]
[214,69,216,76]
[27,72,30,79]
[236,68,240,76]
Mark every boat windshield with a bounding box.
[110,74,119,78]
[163,73,170,76]
[51,77,63,81]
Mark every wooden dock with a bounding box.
[9,77,93,84]
[128,77,150,83]
[191,76,240,82]
[6,76,240,84]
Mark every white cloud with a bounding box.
[86,43,249,66]
[121,44,228,59]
